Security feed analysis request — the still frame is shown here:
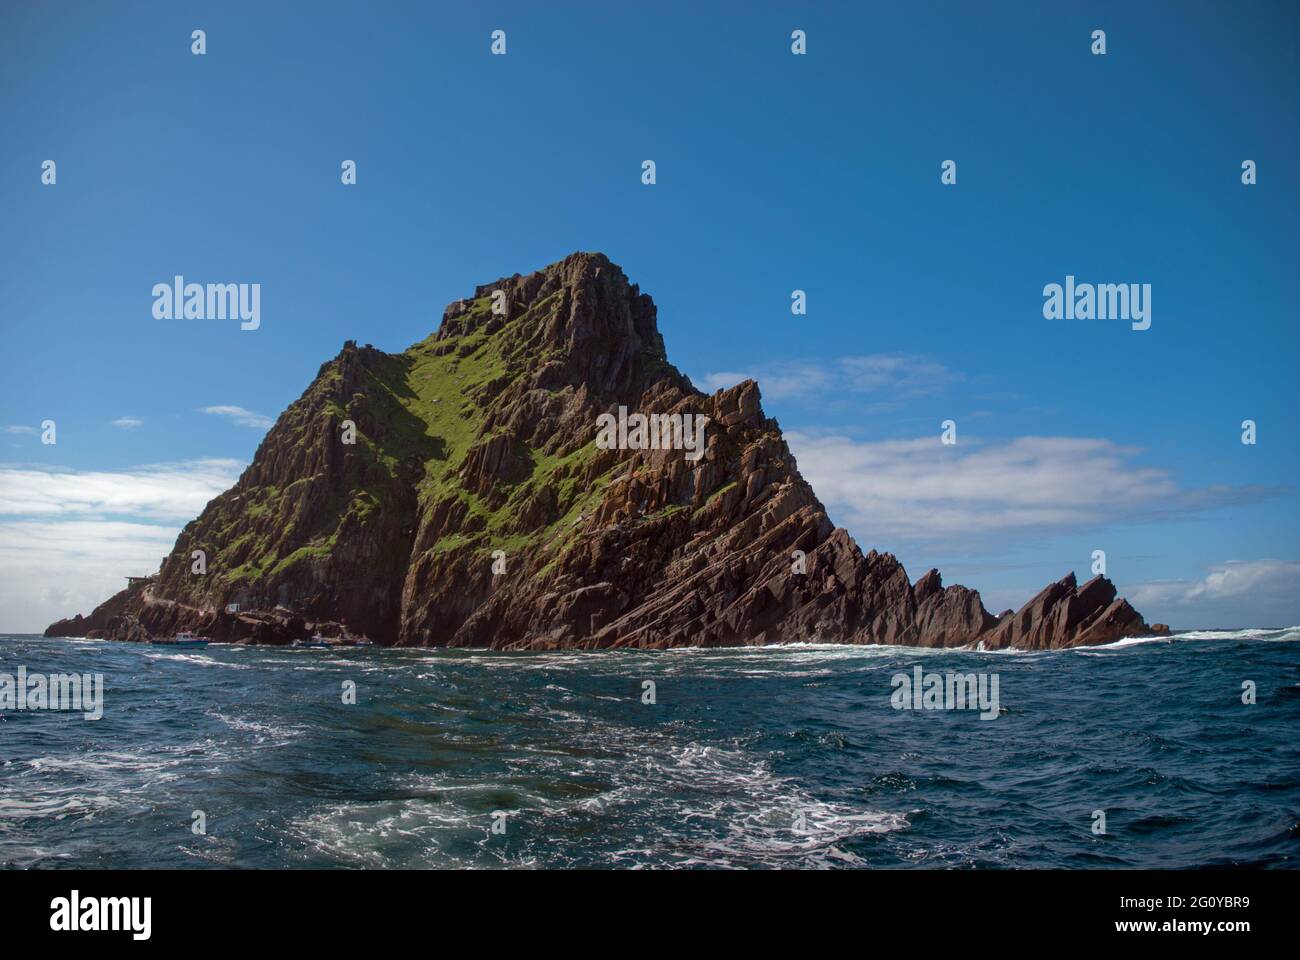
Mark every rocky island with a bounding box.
[46,253,1167,650]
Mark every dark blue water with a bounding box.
[1,630,1296,869]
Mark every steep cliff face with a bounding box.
[45,252,1166,650]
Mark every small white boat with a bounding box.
[152,630,210,648]
[340,629,372,647]
[292,634,332,649]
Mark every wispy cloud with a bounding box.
[786,432,1272,544]
[700,354,962,401]
[202,405,274,430]
[1119,559,1300,629]
[1126,560,1300,608]
[0,458,246,631]
[0,519,183,633]
[111,416,143,430]
[0,458,244,522]
[2,425,36,435]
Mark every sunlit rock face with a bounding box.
[45,253,1162,651]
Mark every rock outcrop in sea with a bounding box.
[45,253,1167,650]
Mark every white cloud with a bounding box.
[700,354,961,401]
[202,405,274,430]
[111,416,143,429]
[1120,559,1300,629]
[1126,560,1300,608]
[0,458,246,632]
[786,432,1262,543]
[0,458,243,522]
[701,362,833,398]
[2,425,36,435]
[0,520,181,633]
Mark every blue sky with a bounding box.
[2,0,1298,631]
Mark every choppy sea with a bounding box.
[1,629,1296,869]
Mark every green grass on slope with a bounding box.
[398,295,622,567]
[204,292,639,594]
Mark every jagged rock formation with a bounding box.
[45,253,1167,650]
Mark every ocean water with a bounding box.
[1,630,1296,869]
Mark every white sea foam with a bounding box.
[205,708,306,745]
[0,794,110,820]
[1168,626,1299,642]
[283,713,907,869]
[1075,625,1300,652]
[143,651,252,669]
